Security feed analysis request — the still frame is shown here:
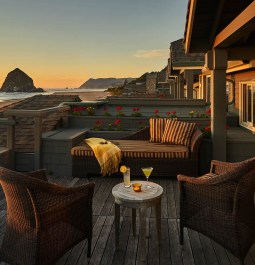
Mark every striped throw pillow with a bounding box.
[161,120,196,147]
[149,118,166,143]
[149,118,177,143]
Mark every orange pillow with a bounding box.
[161,120,196,147]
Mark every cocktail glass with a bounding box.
[141,167,153,188]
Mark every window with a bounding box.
[240,82,255,132]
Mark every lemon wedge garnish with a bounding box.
[120,165,127,173]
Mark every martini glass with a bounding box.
[141,167,153,188]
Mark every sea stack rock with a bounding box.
[1,68,44,92]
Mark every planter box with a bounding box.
[69,116,149,130]
[86,130,135,140]
[69,115,212,130]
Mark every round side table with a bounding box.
[112,180,163,262]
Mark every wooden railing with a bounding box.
[0,117,16,168]
[2,105,69,170]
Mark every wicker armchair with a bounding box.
[178,157,255,264]
[0,167,95,265]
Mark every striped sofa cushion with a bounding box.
[71,140,190,159]
[161,120,196,147]
[149,118,177,143]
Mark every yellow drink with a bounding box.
[141,167,153,179]
[123,168,131,187]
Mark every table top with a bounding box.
[112,180,163,203]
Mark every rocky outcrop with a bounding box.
[1,68,44,92]
[79,78,135,89]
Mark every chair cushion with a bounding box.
[71,140,190,159]
[161,120,196,147]
[149,118,177,143]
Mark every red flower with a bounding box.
[73,107,79,112]
[166,111,171,116]
[172,111,176,115]
[114,119,121,125]
[206,108,211,116]
[154,109,159,114]
[96,120,103,125]
[205,126,211,132]
[115,106,122,111]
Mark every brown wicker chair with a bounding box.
[178,157,255,264]
[0,167,95,265]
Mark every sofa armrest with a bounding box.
[190,129,204,159]
[121,126,150,140]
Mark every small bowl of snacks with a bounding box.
[132,183,142,192]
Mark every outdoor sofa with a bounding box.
[71,119,204,178]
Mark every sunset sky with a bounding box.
[0,0,188,88]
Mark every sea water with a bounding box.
[0,88,106,102]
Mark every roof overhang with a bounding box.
[184,0,255,55]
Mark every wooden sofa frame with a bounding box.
[71,126,204,178]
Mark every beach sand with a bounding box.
[0,90,111,109]
[53,90,111,101]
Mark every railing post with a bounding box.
[34,116,42,170]
[62,109,69,128]
[7,116,15,169]
[3,105,69,171]
[6,116,15,150]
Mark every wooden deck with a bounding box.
[0,175,255,265]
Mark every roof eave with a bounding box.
[184,0,197,53]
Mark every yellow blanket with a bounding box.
[85,138,122,177]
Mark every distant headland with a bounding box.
[79,78,135,89]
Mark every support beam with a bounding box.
[208,0,225,48]
[210,49,228,161]
[184,0,197,53]
[214,1,255,48]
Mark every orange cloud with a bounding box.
[133,49,169,58]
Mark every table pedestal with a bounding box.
[112,181,163,262]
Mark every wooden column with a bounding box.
[211,48,228,161]
[201,74,207,100]
[184,70,194,99]
[206,76,211,103]
[179,75,185,98]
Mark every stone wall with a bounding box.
[146,73,157,94]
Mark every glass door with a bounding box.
[240,83,255,131]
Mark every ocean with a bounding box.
[0,88,106,102]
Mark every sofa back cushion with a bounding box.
[149,118,177,143]
[161,120,196,147]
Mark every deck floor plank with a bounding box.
[0,176,254,265]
